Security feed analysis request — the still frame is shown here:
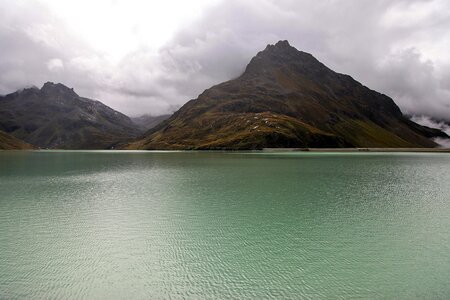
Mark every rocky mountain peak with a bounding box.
[243,40,322,78]
[40,82,78,97]
[263,40,294,53]
[260,40,314,60]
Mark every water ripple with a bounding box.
[0,151,450,299]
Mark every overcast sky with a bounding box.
[1,0,449,120]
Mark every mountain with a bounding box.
[0,82,141,149]
[131,114,171,132]
[0,130,34,150]
[126,41,447,150]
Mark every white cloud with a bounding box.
[0,0,449,118]
[411,115,450,135]
[433,138,450,148]
[411,115,450,147]
[46,58,63,71]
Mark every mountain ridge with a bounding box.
[0,82,141,149]
[125,40,447,150]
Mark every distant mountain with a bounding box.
[131,114,171,132]
[126,41,447,150]
[0,130,33,150]
[0,82,141,149]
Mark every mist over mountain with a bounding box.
[131,114,171,132]
[411,115,450,147]
[126,41,447,150]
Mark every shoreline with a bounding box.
[262,147,450,153]
[1,147,450,153]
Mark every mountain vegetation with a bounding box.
[0,130,33,150]
[126,41,446,150]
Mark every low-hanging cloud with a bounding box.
[411,115,450,147]
[1,0,449,119]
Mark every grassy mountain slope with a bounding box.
[0,130,33,150]
[127,41,446,150]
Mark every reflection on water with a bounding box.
[1,151,450,299]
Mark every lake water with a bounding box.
[0,151,449,299]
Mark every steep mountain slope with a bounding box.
[0,83,141,149]
[0,130,34,150]
[127,41,446,150]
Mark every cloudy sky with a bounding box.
[1,0,449,120]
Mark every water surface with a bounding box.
[1,151,449,299]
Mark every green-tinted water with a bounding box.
[0,151,449,299]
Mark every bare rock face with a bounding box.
[0,82,141,149]
[127,41,447,150]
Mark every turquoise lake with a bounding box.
[0,151,449,299]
